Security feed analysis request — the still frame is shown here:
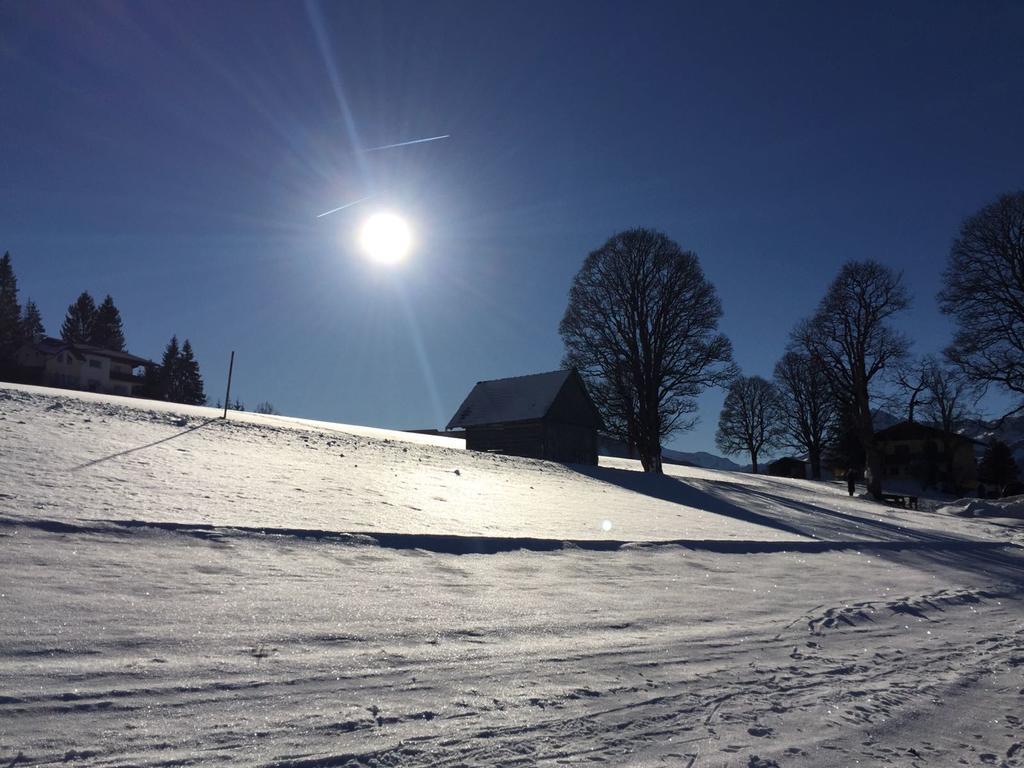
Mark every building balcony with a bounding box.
[109,369,144,383]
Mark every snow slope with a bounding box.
[0,383,800,543]
[2,383,1023,768]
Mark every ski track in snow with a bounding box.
[1,383,1023,767]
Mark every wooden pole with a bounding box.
[223,350,235,419]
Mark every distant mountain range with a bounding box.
[662,449,747,472]
[961,415,1024,464]
[600,435,749,472]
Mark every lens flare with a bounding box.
[359,212,411,264]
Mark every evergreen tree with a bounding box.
[978,440,1019,489]
[91,295,126,351]
[20,299,44,341]
[159,335,181,402]
[139,363,163,400]
[61,292,97,344]
[178,339,206,405]
[0,252,22,362]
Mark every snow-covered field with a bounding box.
[2,382,1023,767]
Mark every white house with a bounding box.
[16,337,151,397]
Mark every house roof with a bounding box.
[447,369,597,429]
[874,420,982,445]
[24,337,151,367]
[769,456,807,468]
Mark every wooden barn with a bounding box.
[446,370,603,465]
[767,456,808,479]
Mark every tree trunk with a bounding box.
[809,446,822,480]
[639,445,663,473]
[750,448,759,474]
[637,433,663,474]
[637,397,663,474]
[854,381,882,499]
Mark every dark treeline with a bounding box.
[142,335,206,406]
[557,190,1023,499]
[712,189,1024,498]
[0,251,206,406]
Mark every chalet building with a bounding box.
[874,420,979,491]
[15,336,150,397]
[767,457,808,479]
[447,369,603,465]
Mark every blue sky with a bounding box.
[2,1,1023,454]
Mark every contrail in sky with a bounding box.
[363,134,451,153]
[316,196,370,218]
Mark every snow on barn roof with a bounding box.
[447,369,579,429]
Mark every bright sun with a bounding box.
[359,211,412,264]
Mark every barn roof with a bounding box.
[874,420,982,445]
[769,456,807,468]
[447,369,598,429]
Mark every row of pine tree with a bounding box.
[0,251,205,405]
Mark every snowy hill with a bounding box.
[2,382,1024,768]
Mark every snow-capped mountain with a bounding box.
[662,449,747,472]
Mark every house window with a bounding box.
[89,359,102,368]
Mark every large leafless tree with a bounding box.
[772,350,836,480]
[917,357,977,489]
[795,260,910,498]
[939,191,1024,416]
[560,228,736,473]
[715,375,785,474]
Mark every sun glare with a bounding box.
[359,211,412,264]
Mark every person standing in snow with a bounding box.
[846,468,857,497]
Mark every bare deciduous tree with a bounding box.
[715,375,785,474]
[773,350,836,480]
[796,260,910,498]
[918,357,977,489]
[560,228,736,473]
[939,191,1024,416]
[892,360,930,424]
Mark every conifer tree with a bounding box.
[0,252,22,362]
[159,335,181,402]
[20,300,44,341]
[978,440,1019,490]
[178,339,206,405]
[139,363,163,400]
[61,292,97,344]
[91,295,126,351]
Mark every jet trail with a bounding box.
[316,196,370,218]
[363,134,450,153]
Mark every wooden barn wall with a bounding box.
[465,421,547,460]
[543,421,598,465]
[465,420,598,465]
[546,378,602,429]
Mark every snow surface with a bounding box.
[2,382,1024,767]
[940,495,1024,522]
